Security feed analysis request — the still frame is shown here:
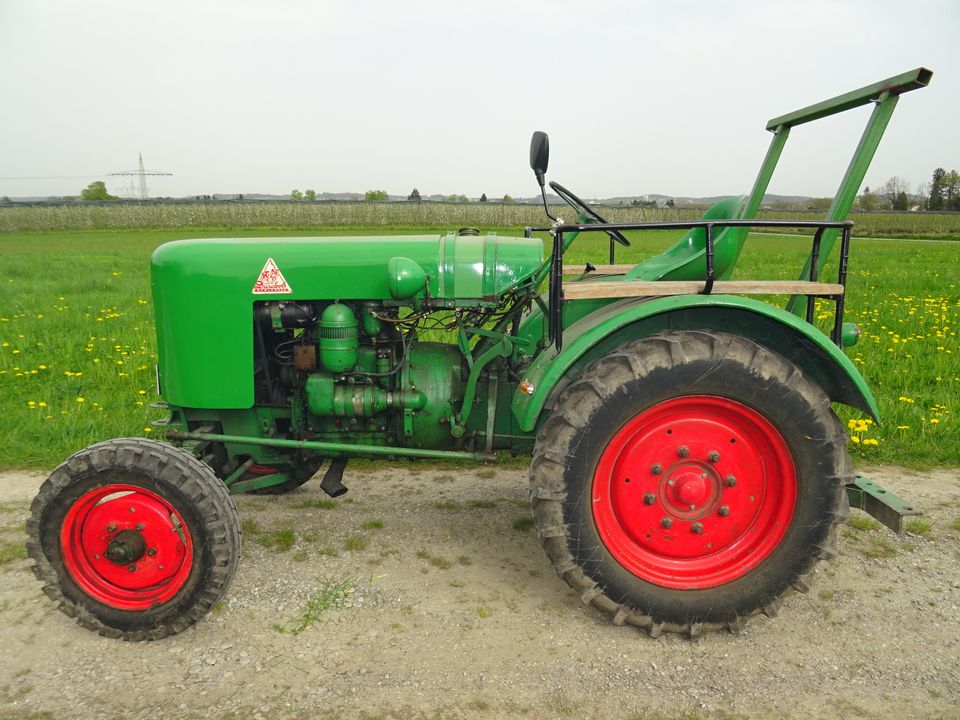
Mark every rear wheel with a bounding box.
[27,438,241,640]
[529,331,850,636]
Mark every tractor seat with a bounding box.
[626,195,748,282]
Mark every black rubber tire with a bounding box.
[528,330,851,637]
[27,438,242,640]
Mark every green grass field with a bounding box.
[0,226,957,469]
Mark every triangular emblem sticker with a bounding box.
[252,258,293,294]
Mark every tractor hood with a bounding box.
[151,233,543,408]
[152,233,543,303]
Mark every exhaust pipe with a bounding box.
[320,458,348,498]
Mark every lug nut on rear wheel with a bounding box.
[718,506,730,517]
[708,451,721,462]
[677,446,689,458]
[651,464,662,475]
[724,475,737,487]
[660,517,673,529]
[691,523,704,535]
[643,493,656,505]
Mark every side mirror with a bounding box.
[529,131,549,188]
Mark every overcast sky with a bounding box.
[1,0,956,200]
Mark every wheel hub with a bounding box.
[104,530,147,565]
[592,395,797,589]
[663,464,719,517]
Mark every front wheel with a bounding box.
[529,331,850,637]
[27,438,241,640]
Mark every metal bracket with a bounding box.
[845,474,921,534]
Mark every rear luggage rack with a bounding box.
[534,219,852,351]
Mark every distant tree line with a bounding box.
[67,171,959,210]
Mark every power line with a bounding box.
[109,153,172,199]
[0,175,101,180]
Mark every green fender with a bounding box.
[511,294,879,432]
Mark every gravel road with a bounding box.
[1,463,958,720]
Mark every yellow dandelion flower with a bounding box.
[38,401,46,407]
[898,396,915,403]
[850,436,861,444]
[143,427,153,433]
[896,425,910,430]
[862,439,879,446]
[76,397,85,403]
[930,418,940,424]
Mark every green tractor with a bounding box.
[28,68,930,640]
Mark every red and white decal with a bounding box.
[252,258,293,294]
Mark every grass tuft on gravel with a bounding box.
[293,499,338,510]
[859,537,897,559]
[0,540,27,566]
[512,516,534,532]
[344,534,367,551]
[283,577,355,635]
[847,513,882,532]
[905,518,933,535]
[256,527,296,552]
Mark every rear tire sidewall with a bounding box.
[562,348,840,623]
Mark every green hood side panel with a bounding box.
[152,235,542,408]
[512,295,879,432]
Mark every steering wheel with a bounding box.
[549,181,630,247]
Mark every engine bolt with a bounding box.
[127,564,137,572]
[660,517,673,529]
[106,524,116,533]
[677,446,689,458]
[147,548,157,556]
[691,523,704,535]
[718,506,730,517]
[643,493,656,505]
[708,451,721,463]
[651,464,662,475]
[724,475,737,487]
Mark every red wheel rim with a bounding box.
[592,396,796,589]
[60,483,194,610]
